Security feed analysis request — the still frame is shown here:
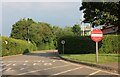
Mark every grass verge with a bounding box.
[61,54,120,64]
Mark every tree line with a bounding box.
[10,18,81,50]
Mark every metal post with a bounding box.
[63,44,64,54]
[96,42,98,63]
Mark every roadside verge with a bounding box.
[56,53,119,74]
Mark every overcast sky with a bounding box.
[1,0,83,36]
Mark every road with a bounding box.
[1,51,119,77]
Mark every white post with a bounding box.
[96,42,98,63]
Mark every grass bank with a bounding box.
[61,54,120,64]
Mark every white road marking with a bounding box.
[53,60,56,62]
[20,68,25,70]
[53,67,83,75]
[23,64,26,65]
[33,63,36,66]
[25,61,28,62]
[89,70,101,75]
[6,68,11,71]
[12,64,16,66]
[44,63,52,66]
[61,60,119,75]
[83,66,120,75]
[6,64,11,66]
[17,64,70,75]
[42,61,44,62]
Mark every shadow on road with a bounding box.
[23,51,60,60]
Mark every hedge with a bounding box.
[58,35,120,54]
[58,36,96,54]
[1,36,37,56]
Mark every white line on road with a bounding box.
[17,64,70,75]
[89,70,101,75]
[52,60,56,62]
[33,63,36,66]
[6,68,11,71]
[44,63,52,66]
[52,67,83,75]
[84,66,120,75]
[23,64,26,65]
[25,61,28,62]
[12,64,16,66]
[20,68,25,70]
[6,64,11,66]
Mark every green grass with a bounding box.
[61,54,120,64]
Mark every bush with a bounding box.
[99,35,120,54]
[58,36,96,54]
[1,36,37,56]
[58,35,120,54]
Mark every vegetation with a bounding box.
[2,36,37,56]
[10,18,81,50]
[58,36,95,54]
[62,54,120,64]
[99,35,120,54]
[80,2,120,33]
[58,35,120,54]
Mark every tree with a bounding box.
[10,18,56,50]
[80,2,120,33]
[62,26,74,36]
[10,18,35,40]
[27,22,55,49]
[72,24,81,36]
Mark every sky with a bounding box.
[1,0,83,36]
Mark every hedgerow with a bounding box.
[2,36,37,56]
[58,35,120,54]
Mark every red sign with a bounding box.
[91,29,103,42]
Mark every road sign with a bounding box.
[91,29,103,63]
[61,40,65,54]
[61,40,65,44]
[91,29,103,42]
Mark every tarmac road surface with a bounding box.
[1,51,119,77]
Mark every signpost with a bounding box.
[91,29,103,63]
[61,40,65,54]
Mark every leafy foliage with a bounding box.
[10,18,82,50]
[72,24,81,36]
[58,36,95,54]
[29,22,56,50]
[80,2,120,32]
[10,18,35,40]
[58,35,120,54]
[99,35,120,54]
[2,36,37,56]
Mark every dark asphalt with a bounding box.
[1,51,119,77]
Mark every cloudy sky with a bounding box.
[1,0,83,36]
